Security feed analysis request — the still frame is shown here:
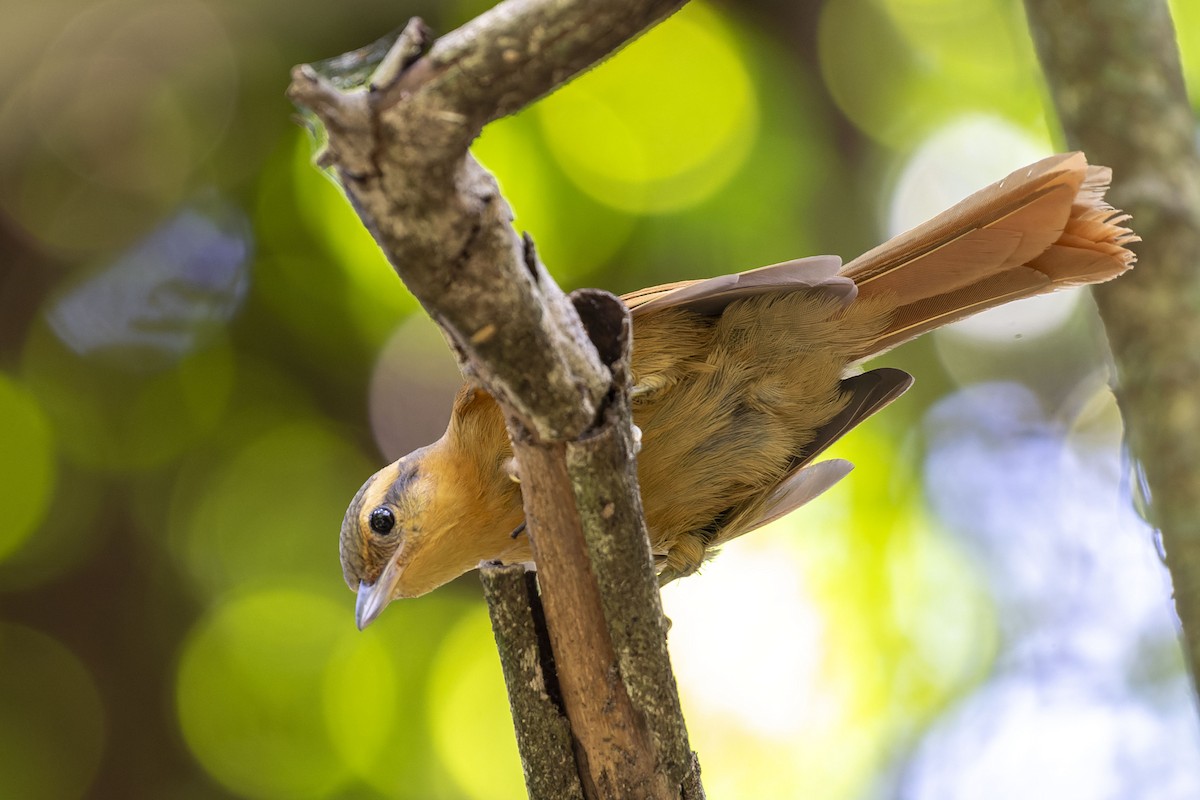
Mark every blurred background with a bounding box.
[2,0,1199,797]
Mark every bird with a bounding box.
[342,152,1137,629]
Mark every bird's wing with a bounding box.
[738,459,855,535]
[795,367,914,465]
[623,255,856,317]
[737,367,914,536]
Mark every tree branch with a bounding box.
[510,291,701,798]
[288,0,686,441]
[481,564,584,800]
[395,0,690,156]
[287,0,700,797]
[1023,0,1200,680]
[565,291,697,791]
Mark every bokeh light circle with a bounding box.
[664,539,825,737]
[474,111,635,278]
[21,322,235,472]
[169,417,374,594]
[368,314,462,461]
[0,374,55,563]
[176,589,384,799]
[320,621,397,778]
[819,0,1044,147]
[323,592,471,797]
[290,132,417,341]
[888,117,1078,343]
[817,0,923,145]
[0,0,238,253]
[0,623,105,800]
[427,607,525,800]
[1167,0,1200,106]
[878,0,1030,89]
[886,115,1048,238]
[535,1,758,213]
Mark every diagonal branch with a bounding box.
[387,0,690,159]
[288,0,686,441]
[1023,0,1200,682]
[481,564,584,800]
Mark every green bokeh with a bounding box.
[880,0,1031,88]
[615,21,838,286]
[21,322,234,473]
[428,607,525,800]
[0,623,105,800]
[0,458,105,591]
[819,0,1044,148]
[1169,0,1200,105]
[535,1,758,214]
[474,110,636,281]
[325,591,474,798]
[289,133,419,342]
[885,510,996,708]
[176,589,372,799]
[252,131,413,359]
[168,417,374,595]
[0,374,55,562]
[807,422,995,729]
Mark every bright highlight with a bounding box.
[536,2,758,213]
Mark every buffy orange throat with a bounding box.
[341,152,1137,629]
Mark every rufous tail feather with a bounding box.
[843,152,1138,360]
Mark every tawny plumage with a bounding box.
[343,152,1137,628]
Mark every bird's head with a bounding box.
[340,388,526,628]
[339,449,438,629]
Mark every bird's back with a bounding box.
[629,291,890,577]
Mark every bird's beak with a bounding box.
[355,559,402,630]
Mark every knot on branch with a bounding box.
[570,289,632,376]
[369,18,436,108]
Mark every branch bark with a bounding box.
[1022,0,1200,680]
[481,564,583,800]
[287,1,700,797]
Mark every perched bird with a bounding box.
[343,152,1137,629]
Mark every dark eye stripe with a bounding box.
[383,465,420,509]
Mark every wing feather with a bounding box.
[625,256,854,317]
[735,367,913,538]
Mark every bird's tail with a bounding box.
[842,152,1138,360]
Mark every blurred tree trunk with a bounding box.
[1023,0,1200,687]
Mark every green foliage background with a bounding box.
[1,0,1198,797]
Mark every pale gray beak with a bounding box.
[354,556,405,630]
[355,580,390,630]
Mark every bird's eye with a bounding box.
[368,507,396,535]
